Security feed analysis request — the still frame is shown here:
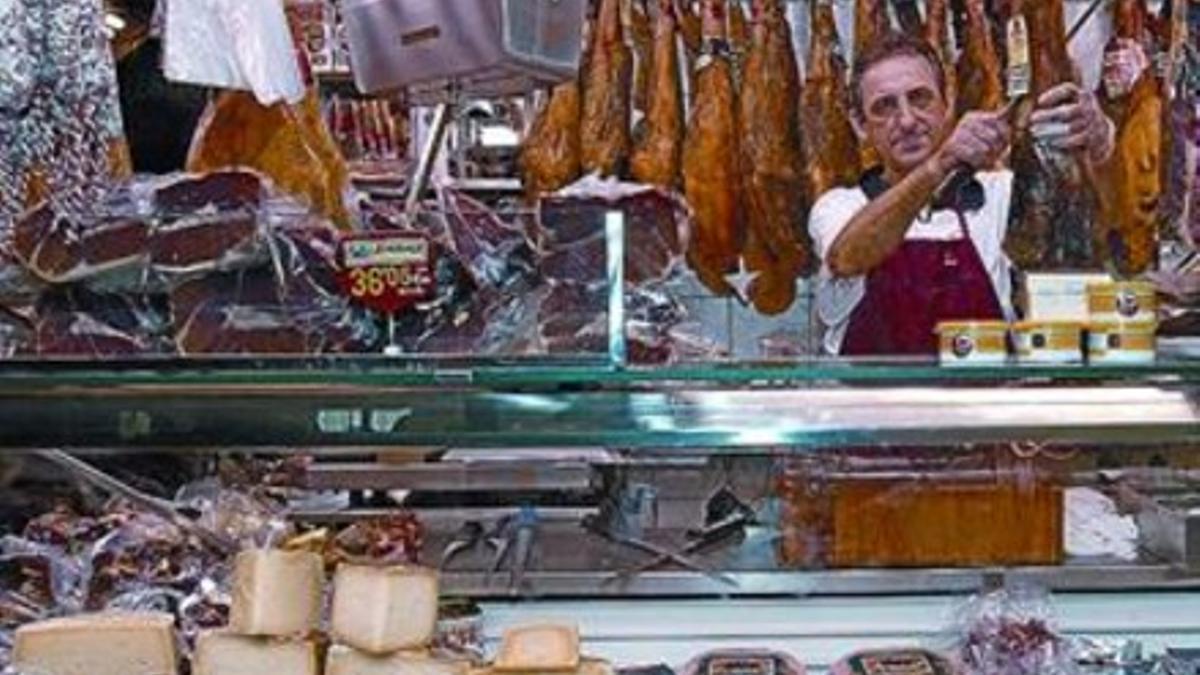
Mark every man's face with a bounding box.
[855,54,950,177]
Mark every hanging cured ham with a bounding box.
[581,0,634,177]
[802,0,861,202]
[738,0,807,314]
[1005,0,1100,268]
[518,85,583,200]
[729,0,750,56]
[188,88,351,229]
[629,0,654,117]
[1096,0,1163,274]
[517,4,596,199]
[682,0,742,295]
[676,0,703,59]
[955,0,1005,116]
[630,0,686,189]
[924,0,957,109]
[853,0,890,59]
[854,0,889,169]
[188,14,350,228]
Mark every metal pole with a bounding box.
[606,210,627,367]
[405,103,454,224]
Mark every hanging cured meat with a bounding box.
[739,0,808,314]
[188,16,350,229]
[630,0,654,116]
[630,0,686,189]
[188,88,352,229]
[581,0,634,177]
[853,0,890,59]
[1096,0,1163,274]
[924,0,957,109]
[682,0,742,295]
[729,0,750,56]
[518,84,583,200]
[854,0,889,169]
[802,0,861,202]
[518,3,595,200]
[955,0,1005,116]
[676,0,703,58]
[1005,0,1100,269]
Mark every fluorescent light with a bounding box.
[104,12,127,31]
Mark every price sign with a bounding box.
[335,232,435,314]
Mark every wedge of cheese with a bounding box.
[13,612,177,675]
[325,645,468,675]
[331,564,438,654]
[492,623,581,672]
[193,632,319,675]
[229,549,325,637]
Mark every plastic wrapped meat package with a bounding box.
[0,485,292,654]
[948,585,1081,675]
[0,169,381,358]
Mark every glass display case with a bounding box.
[1,358,1197,671]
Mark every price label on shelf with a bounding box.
[335,232,435,314]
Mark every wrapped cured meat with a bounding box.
[170,226,375,356]
[802,0,861,202]
[539,177,685,286]
[10,205,150,286]
[580,0,634,177]
[150,171,268,278]
[630,0,686,189]
[955,0,1006,116]
[682,0,742,295]
[32,287,172,357]
[738,0,808,314]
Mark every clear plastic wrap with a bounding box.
[950,585,1080,675]
[0,169,379,358]
[174,479,292,550]
[163,0,304,106]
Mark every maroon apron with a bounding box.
[841,208,1004,356]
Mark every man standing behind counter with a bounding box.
[808,33,1116,356]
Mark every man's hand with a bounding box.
[933,109,1012,176]
[1029,82,1116,165]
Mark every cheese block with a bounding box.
[331,564,439,654]
[475,658,612,675]
[492,624,581,672]
[13,612,177,675]
[193,632,319,675]
[229,549,325,637]
[325,645,468,675]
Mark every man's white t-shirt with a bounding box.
[807,170,1017,355]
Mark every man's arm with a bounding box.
[826,109,1012,277]
[825,158,948,277]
